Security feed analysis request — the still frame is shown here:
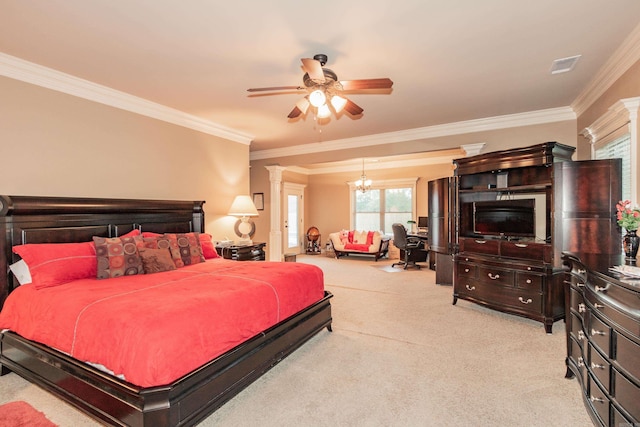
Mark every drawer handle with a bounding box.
[591,362,605,370]
[577,269,586,274]
[576,281,585,288]
[464,268,470,273]
[589,396,605,404]
[578,303,586,313]
[518,297,533,304]
[595,285,609,293]
[577,331,585,341]
[593,303,605,309]
[514,243,528,248]
[465,284,476,291]
[591,329,606,337]
[488,273,500,280]
[475,240,487,244]
[577,356,585,367]
[526,279,532,284]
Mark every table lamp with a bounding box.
[228,195,259,245]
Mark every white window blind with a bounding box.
[595,135,631,201]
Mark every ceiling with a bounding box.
[1,0,640,164]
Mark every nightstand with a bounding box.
[216,242,266,261]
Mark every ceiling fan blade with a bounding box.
[301,58,325,83]
[340,78,393,91]
[247,86,302,92]
[287,106,303,119]
[287,97,310,119]
[344,99,364,115]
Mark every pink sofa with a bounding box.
[328,230,390,261]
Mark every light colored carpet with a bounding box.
[0,255,592,426]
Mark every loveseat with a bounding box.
[328,230,390,261]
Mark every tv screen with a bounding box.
[418,216,428,228]
[473,199,535,238]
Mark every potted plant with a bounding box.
[616,200,640,261]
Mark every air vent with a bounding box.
[550,55,581,74]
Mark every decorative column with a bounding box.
[265,165,286,261]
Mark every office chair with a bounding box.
[391,223,423,270]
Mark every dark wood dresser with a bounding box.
[563,253,639,426]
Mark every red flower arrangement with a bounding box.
[616,200,640,231]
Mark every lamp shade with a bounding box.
[228,195,259,217]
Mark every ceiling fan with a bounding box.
[247,54,393,119]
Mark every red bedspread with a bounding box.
[0,259,324,387]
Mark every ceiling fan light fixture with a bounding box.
[309,89,326,107]
[330,94,348,113]
[317,103,331,119]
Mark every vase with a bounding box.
[623,229,639,262]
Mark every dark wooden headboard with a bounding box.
[0,195,205,308]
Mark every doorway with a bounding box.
[283,182,305,255]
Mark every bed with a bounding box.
[0,195,332,427]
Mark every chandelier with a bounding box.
[355,158,372,193]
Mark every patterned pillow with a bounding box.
[163,233,205,267]
[138,247,176,274]
[93,235,144,279]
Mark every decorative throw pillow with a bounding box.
[93,235,144,279]
[138,247,177,274]
[163,233,205,267]
[354,230,367,244]
[198,233,220,259]
[339,230,349,244]
[13,241,97,289]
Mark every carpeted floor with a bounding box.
[0,254,592,426]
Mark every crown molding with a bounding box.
[571,22,640,117]
[0,52,254,145]
[250,107,575,161]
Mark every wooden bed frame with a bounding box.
[0,195,333,427]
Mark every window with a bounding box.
[351,178,417,234]
[595,134,631,201]
[582,97,638,203]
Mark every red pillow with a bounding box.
[199,233,219,259]
[13,242,97,289]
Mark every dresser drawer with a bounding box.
[585,287,640,338]
[476,265,515,287]
[570,287,585,315]
[460,237,499,255]
[615,332,640,385]
[588,373,610,426]
[515,271,543,292]
[589,344,610,393]
[589,314,612,358]
[457,262,477,279]
[477,284,542,314]
[500,241,551,262]
[612,368,640,421]
[569,335,587,383]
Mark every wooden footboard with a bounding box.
[1,291,332,427]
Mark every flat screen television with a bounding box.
[473,199,535,238]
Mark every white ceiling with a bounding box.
[1,0,640,163]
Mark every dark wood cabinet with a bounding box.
[428,177,455,285]
[452,142,621,333]
[563,253,640,426]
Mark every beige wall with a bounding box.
[0,76,250,239]
[251,119,577,254]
